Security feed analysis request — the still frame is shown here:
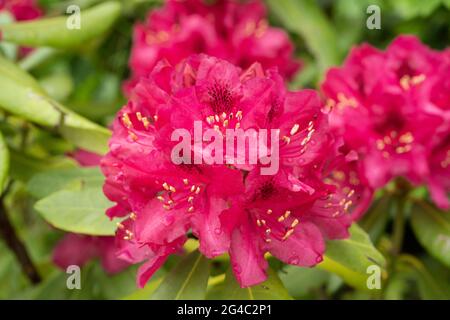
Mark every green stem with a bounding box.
[391,197,406,256]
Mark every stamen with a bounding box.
[116,222,125,229]
[282,229,294,241]
[121,113,132,128]
[290,124,300,136]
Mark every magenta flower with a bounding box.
[53,234,129,275]
[125,0,300,93]
[0,0,42,21]
[322,35,449,207]
[101,54,362,288]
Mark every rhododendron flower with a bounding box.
[0,0,42,56]
[101,54,366,288]
[322,35,449,208]
[125,0,300,92]
[53,234,129,274]
[0,0,42,21]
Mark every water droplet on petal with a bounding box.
[214,228,222,235]
[288,257,299,265]
[316,255,323,263]
[110,143,121,152]
[163,215,175,226]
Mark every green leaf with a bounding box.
[28,166,104,199]
[209,267,292,300]
[0,130,9,192]
[0,1,121,49]
[279,265,329,299]
[151,250,210,300]
[391,0,442,19]
[319,224,386,290]
[267,0,340,77]
[34,186,116,236]
[122,269,166,300]
[0,55,111,154]
[410,201,450,268]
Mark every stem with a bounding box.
[391,196,406,256]
[0,197,41,284]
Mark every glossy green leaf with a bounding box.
[0,130,9,192]
[410,201,450,268]
[123,279,163,300]
[267,0,340,76]
[151,250,210,300]
[279,265,329,299]
[0,1,121,49]
[319,224,386,290]
[34,186,116,236]
[0,55,111,154]
[209,267,292,300]
[28,167,104,199]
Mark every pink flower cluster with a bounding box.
[53,234,129,274]
[322,35,450,209]
[125,0,300,93]
[101,54,371,287]
[0,0,41,21]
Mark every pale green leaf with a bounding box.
[319,224,386,290]
[34,186,116,236]
[0,1,121,49]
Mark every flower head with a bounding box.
[102,54,363,288]
[0,0,42,21]
[53,234,129,275]
[322,35,449,208]
[125,0,300,92]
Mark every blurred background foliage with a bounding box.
[0,0,449,300]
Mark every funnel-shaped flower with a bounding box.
[102,55,360,288]
[125,0,300,92]
[53,234,129,275]
[322,35,449,208]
